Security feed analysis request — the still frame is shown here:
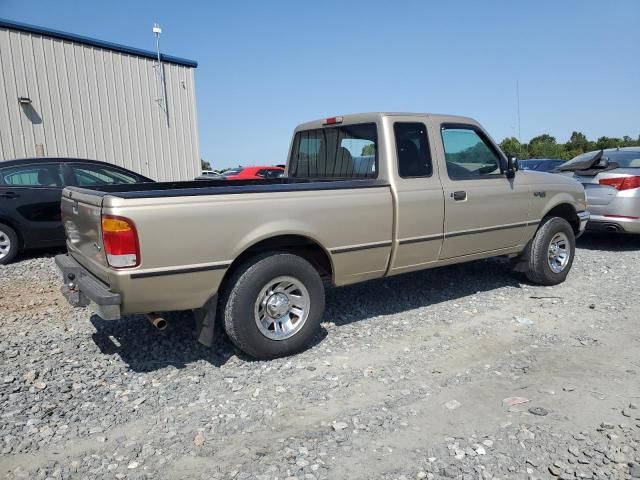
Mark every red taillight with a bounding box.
[101,215,140,268]
[599,176,640,191]
[323,116,343,125]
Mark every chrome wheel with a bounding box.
[254,276,310,341]
[0,228,11,261]
[548,232,570,273]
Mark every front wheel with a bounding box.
[523,217,575,286]
[221,253,325,359]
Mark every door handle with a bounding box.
[0,192,20,199]
[451,191,467,201]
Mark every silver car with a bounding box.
[557,147,640,233]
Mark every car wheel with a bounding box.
[524,217,575,286]
[0,223,20,265]
[221,252,325,359]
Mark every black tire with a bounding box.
[221,252,325,359]
[523,217,575,286]
[0,223,20,265]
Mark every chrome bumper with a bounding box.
[577,210,590,234]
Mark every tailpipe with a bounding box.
[146,312,168,331]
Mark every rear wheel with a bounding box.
[523,217,575,286]
[221,253,325,359]
[0,223,19,265]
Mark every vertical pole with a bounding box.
[516,79,521,143]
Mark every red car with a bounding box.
[222,166,284,180]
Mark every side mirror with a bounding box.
[506,156,517,179]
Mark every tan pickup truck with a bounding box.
[56,113,589,359]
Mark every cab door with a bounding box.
[388,119,445,274]
[436,123,530,259]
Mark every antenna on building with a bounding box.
[152,22,167,115]
[516,79,521,143]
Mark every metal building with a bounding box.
[0,19,200,181]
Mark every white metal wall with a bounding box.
[0,27,200,181]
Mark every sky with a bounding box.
[1,0,639,169]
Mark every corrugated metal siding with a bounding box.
[0,27,200,181]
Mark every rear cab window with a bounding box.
[288,123,377,179]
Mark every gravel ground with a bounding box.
[1,233,640,480]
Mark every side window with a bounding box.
[0,164,63,187]
[394,122,432,178]
[72,163,141,186]
[441,127,502,180]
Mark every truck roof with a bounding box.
[295,112,478,131]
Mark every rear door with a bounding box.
[0,162,66,248]
[388,119,445,274]
[436,123,530,259]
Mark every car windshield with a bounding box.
[222,169,242,177]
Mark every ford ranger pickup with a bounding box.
[56,113,590,359]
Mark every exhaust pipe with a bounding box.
[146,312,168,331]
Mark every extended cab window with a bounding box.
[394,122,432,178]
[441,127,502,180]
[289,123,377,179]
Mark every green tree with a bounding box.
[566,131,589,152]
[361,144,376,156]
[595,136,621,150]
[528,134,565,159]
[499,137,527,158]
[201,159,212,171]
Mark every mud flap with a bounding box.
[194,295,218,347]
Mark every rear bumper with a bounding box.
[586,214,640,234]
[55,254,122,320]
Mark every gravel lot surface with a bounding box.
[1,233,640,480]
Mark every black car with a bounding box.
[0,158,153,264]
[518,159,566,172]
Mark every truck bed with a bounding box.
[71,177,389,199]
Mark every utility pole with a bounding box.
[152,23,168,117]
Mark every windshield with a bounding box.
[222,169,242,177]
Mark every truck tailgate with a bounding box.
[61,188,111,284]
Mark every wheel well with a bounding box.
[544,203,579,234]
[219,235,333,294]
